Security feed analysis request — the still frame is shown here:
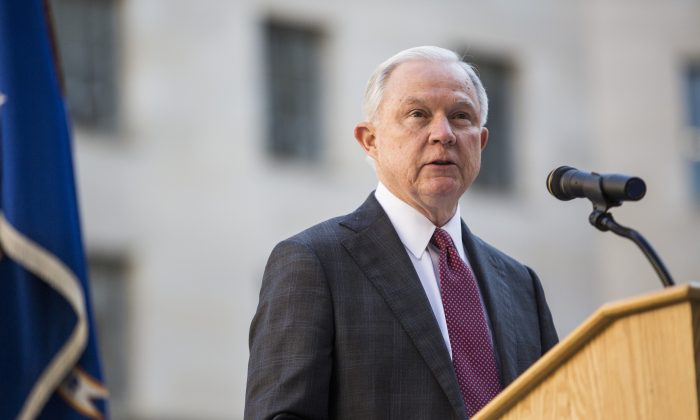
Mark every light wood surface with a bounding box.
[474,284,700,419]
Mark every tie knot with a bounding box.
[430,228,455,251]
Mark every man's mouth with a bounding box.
[429,159,455,166]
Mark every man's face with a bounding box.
[355,60,488,221]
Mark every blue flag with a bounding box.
[0,0,109,419]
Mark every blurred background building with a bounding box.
[47,0,700,418]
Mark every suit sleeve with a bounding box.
[526,267,559,353]
[245,240,334,420]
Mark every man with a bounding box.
[245,46,558,420]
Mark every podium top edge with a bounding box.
[598,283,700,317]
[473,282,699,419]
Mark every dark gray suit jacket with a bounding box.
[245,193,558,420]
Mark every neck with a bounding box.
[415,203,457,227]
[380,183,458,227]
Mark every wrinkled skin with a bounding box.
[355,60,488,226]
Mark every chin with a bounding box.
[422,181,464,200]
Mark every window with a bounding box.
[464,56,515,193]
[264,21,322,161]
[49,0,119,130]
[687,64,700,205]
[87,254,129,418]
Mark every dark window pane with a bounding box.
[688,66,700,128]
[466,57,514,193]
[692,161,700,205]
[50,0,118,131]
[686,65,700,204]
[88,254,128,418]
[265,21,322,161]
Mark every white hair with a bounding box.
[362,46,489,126]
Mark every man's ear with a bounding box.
[480,126,489,151]
[354,123,378,158]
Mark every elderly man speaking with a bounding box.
[245,46,558,420]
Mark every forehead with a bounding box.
[382,60,477,105]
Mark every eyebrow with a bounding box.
[401,97,426,107]
[401,96,478,111]
[450,100,478,111]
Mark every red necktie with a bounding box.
[431,228,502,417]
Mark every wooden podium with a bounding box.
[474,284,700,419]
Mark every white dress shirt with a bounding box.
[374,182,477,357]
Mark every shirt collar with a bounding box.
[374,182,464,259]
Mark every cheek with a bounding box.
[470,145,483,168]
[375,126,426,175]
[376,133,411,163]
[460,136,484,169]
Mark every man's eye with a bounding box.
[409,110,426,118]
[453,112,470,120]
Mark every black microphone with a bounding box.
[547,166,646,203]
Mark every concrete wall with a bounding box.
[70,0,700,417]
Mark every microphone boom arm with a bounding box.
[589,210,675,288]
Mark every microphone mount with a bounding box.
[547,166,676,288]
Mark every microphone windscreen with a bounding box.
[546,166,576,201]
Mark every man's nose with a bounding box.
[428,116,456,145]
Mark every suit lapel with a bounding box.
[340,194,467,419]
[461,223,519,386]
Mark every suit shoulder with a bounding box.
[278,214,353,252]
